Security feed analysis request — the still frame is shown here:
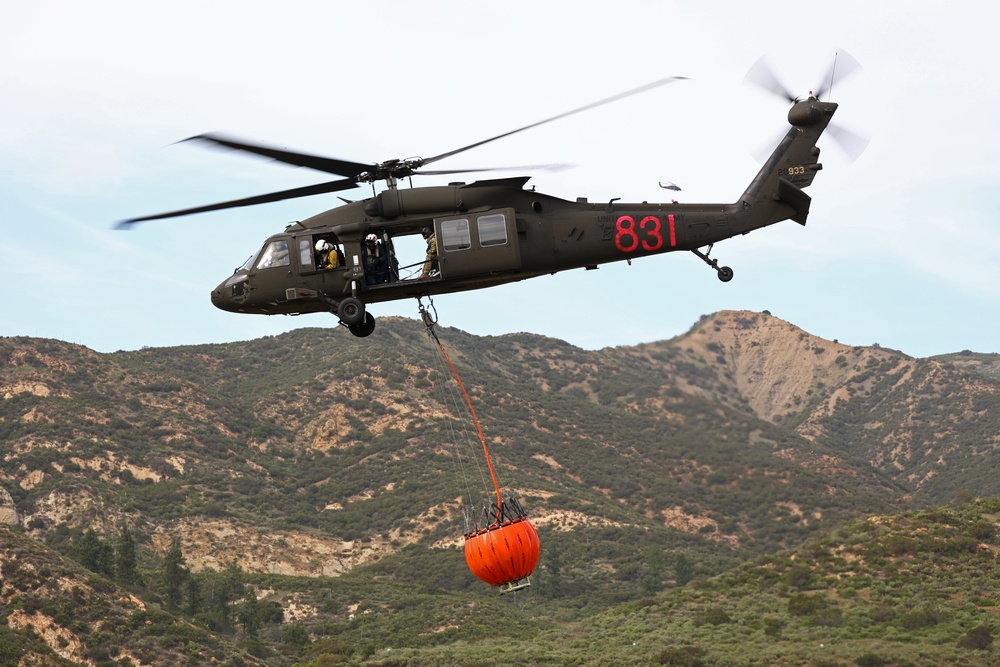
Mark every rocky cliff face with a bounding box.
[629,310,1000,496]
[664,311,874,424]
[0,486,18,526]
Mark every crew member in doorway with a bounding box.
[363,234,390,285]
[419,227,438,279]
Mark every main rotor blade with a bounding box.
[418,163,573,177]
[183,133,372,178]
[813,50,861,101]
[116,177,360,226]
[744,56,796,103]
[420,76,688,167]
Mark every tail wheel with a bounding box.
[337,297,365,326]
[717,266,734,282]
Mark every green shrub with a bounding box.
[788,593,827,617]
[696,606,732,626]
[855,654,888,667]
[958,624,993,650]
[655,645,706,666]
[900,606,943,631]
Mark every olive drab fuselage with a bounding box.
[211,97,838,336]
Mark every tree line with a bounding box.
[70,527,282,639]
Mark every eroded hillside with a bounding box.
[620,311,1000,498]
[1,312,998,600]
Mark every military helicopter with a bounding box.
[120,60,860,338]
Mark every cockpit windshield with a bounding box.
[256,240,290,269]
[237,251,259,273]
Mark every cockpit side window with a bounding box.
[257,240,290,269]
[298,238,315,271]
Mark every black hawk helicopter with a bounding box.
[121,60,861,338]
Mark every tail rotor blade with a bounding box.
[827,123,871,162]
[745,51,869,164]
[744,55,796,103]
[752,128,791,164]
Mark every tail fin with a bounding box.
[733,97,838,230]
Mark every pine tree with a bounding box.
[216,560,246,622]
[674,552,693,586]
[163,537,187,610]
[238,587,262,638]
[186,574,203,616]
[115,523,140,586]
[545,546,563,597]
[640,545,665,594]
[76,529,114,578]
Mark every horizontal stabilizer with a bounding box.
[777,177,812,225]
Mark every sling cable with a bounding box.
[419,299,540,594]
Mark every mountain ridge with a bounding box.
[3,310,1000,664]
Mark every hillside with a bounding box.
[3,495,999,665]
[932,350,1000,382]
[1,316,908,573]
[360,497,1000,666]
[623,311,1000,499]
[2,311,1000,663]
[0,524,267,666]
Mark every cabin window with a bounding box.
[477,213,508,247]
[298,238,314,271]
[441,218,471,252]
[257,240,290,269]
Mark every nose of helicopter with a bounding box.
[211,280,240,312]
[210,285,228,311]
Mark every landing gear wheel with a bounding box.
[348,312,376,338]
[337,297,365,326]
[691,246,735,283]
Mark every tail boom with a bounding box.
[732,97,837,232]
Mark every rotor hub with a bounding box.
[358,158,426,184]
[787,98,837,127]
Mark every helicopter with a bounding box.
[120,60,861,338]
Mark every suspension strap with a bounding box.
[419,300,503,510]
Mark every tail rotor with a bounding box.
[745,50,870,163]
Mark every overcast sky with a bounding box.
[3,1,998,357]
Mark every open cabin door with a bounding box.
[436,208,520,278]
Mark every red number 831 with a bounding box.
[614,214,676,253]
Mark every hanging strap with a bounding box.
[420,301,503,511]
